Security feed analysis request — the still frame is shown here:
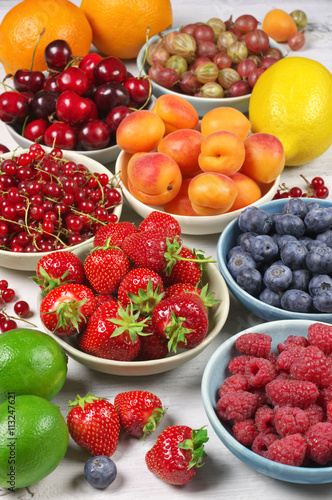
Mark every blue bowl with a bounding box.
[217,198,332,323]
[201,319,332,484]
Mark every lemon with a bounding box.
[249,57,332,166]
[0,328,67,405]
[0,395,69,489]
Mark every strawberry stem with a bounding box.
[68,392,102,411]
[178,426,209,469]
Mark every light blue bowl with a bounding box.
[217,198,332,323]
[201,319,332,484]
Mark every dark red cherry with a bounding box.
[77,120,110,151]
[105,105,132,135]
[94,83,130,115]
[42,74,59,92]
[44,39,72,71]
[93,56,127,85]
[56,67,90,96]
[79,53,103,82]
[29,90,59,121]
[56,90,92,126]
[44,123,77,150]
[23,119,49,142]
[0,144,10,155]
[13,69,46,94]
[0,91,29,124]
[124,77,150,105]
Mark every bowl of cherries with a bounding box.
[0,144,123,271]
[137,17,287,117]
[1,39,151,165]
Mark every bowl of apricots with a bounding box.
[115,94,282,235]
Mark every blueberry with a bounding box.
[246,209,273,234]
[306,201,322,212]
[276,234,298,250]
[236,267,262,296]
[313,290,332,312]
[308,274,332,296]
[281,289,313,313]
[306,245,332,274]
[307,240,328,251]
[275,214,305,238]
[280,240,308,270]
[289,269,311,291]
[299,236,313,248]
[227,251,257,279]
[249,234,279,263]
[227,245,243,260]
[263,263,293,291]
[237,231,257,252]
[304,208,332,234]
[282,198,308,219]
[238,206,259,232]
[316,229,332,247]
[259,288,283,308]
[84,456,117,489]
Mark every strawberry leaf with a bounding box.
[109,303,151,343]
[178,426,209,469]
[164,311,193,353]
[127,280,165,316]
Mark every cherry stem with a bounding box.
[0,308,38,328]
[139,26,151,79]
[30,29,45,72]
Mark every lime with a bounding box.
[0,328,67,405]
[0,394,69,489]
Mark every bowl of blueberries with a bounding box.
[217,197,332,323]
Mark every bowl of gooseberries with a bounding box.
[137,18,286,117]
[0,145,123,271]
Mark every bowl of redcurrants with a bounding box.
[1,39,152,165]
[137,18,287,117]
[201,319,332,484]
[217,197,332,323]
[0,144,123,271]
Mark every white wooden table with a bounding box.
[0,1,332,498]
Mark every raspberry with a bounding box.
[252,432,278,458]
[289,345,332,387]
[245,357,277,387]
[249,387,269,407]
[265,379,319,408]
[306,422,332,465]
[267,433,307,466]
[304,404,326,427]
[327,401,332,423]
[228,355,254,375]
[232,419,259,447]
[216,390,259,422]
[277,335,309,353]
[255,405,276,434]
[308,322,332,355]
[273,406,310,437]
[276,346,306,372]
[218,374,249,396]
[235,332,272,358]
[316,385,332,410]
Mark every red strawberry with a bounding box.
[135,320,169,361]
[117,267,164,315]
[67,393,120,457]
[114,390,166,439]
[164,283,199,299]
[84,241,130,294]
[40,283,96,337]
[33,250,85,296]
[138,211,181,238]
[145,425,209,485]
[93,221,138,248]
[94,294,118,309]
[151,292,209,352]
[78,301,149,361]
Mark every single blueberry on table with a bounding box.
[282,198,308,219]
[280,240,308,270]
[236,267,263,296]
[249,234,279,263]
[306,245,332,274]
[304,208,332,234]
[238,206,259,232]
[246,209,273,234]
[263,263,293,292]
[275,214,305,238]
[281,289,313,313]
[289,269,311,291]
[313,290,332,312]
[84,455,117,489]
[259,288,283,308]
[308,274,332,296]
[227,250,257,279]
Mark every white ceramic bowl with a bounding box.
[115,150,280,235]
[38,261,230,376]
[0,147,123,271]
[137,27,287,117]
[5,124,121,165]
[201,319,332,484]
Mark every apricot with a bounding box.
[188,172,238,215]
[240,133,285,183]
[228,172,262,212]
[152,94,199,135]
[127,152,182,206]
[157,129,204,178]
[198,130,245,176]
[163,178,199,216]
[200,107,251,140]
[116,110,165,154]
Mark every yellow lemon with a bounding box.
[249,57,332,166]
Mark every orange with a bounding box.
[80,0,173,59]
[262,9,298,43]
[0,0,92,74]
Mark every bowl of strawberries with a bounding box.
[35,211,230,375]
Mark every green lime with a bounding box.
[0,394,69,489]
[0,328,67,404]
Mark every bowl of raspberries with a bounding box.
[217,197,332,323]
[201,319,332,483]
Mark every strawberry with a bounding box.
[164,283,199,299]
[93,220,138,248]
[84,240,130,294]
[117,267,164,315]
[114,390,166,439]
[32,250,85,296]
[151,292,209,352]
[135,321,169,361]
[94,294,118,309]
[145,425,209,485]
[40,283,96,337]
[138,211,181,238]
[78,301,149,361]
[67,393,120,457]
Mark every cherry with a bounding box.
[30,90,59,121]
[44,123,77,150]
[56,90,92,126]
[106,105,132,135]
[42,74,59,92]
[23,119,49,142]
[0,319,17,332]
[78,120,110,151]
[0,91,29,124]
[79,53,103,82]
[44,39,72,71]
[57,67,90,96]
[13,69,46,94]
[0,144,10,154]
[93,56,127,85]
[94,83,130,114]
[124,77,150,105]
[13,300,30,318]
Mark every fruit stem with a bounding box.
[0,308,38,328]
[139,26,151,79]
[30,29,45,71]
